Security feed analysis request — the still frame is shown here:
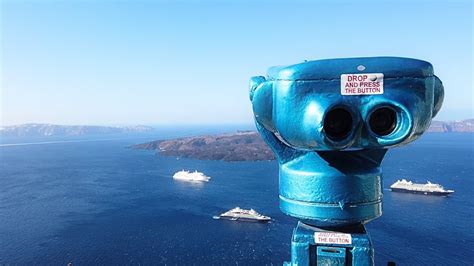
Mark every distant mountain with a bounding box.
[3,119,471,138]
[427,119,474,133]
[132,119,473,162]
[0,123,154,137]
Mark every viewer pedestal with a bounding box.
[284,221,374,266]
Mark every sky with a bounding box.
[1,0,473,126]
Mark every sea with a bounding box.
[1,127,473,265]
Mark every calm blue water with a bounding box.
[0,129,473,265]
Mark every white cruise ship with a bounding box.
[215,207,271,222]
[390,179,454,196]
[173,170,211,182]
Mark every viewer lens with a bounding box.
[324,108,353,141]
[369,107,397,136]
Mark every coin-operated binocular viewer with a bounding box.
[249,57,444,265]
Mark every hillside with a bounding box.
[132,131,275,161]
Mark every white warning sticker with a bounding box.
[341,73,384,95]
[314,232,352,245]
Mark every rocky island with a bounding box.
[133,119,473,162]
[132,131,275,161]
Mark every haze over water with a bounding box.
[0,128,472,265]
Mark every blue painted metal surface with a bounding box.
[249,57,444,265]
[284,222,373,266]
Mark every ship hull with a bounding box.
[219,216,270,222]
[390,188,453,196]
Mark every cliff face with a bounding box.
[427,119,474,133]
[0,124,154,137]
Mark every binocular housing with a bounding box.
[250,57,444,226]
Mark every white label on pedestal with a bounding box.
[341,73,384,95]
[314,232,352,245]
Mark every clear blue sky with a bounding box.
[1,0,472,126]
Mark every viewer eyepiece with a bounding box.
[369,107,397,136]
[323,108,353,141]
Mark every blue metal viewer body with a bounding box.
[249,57,444,265]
